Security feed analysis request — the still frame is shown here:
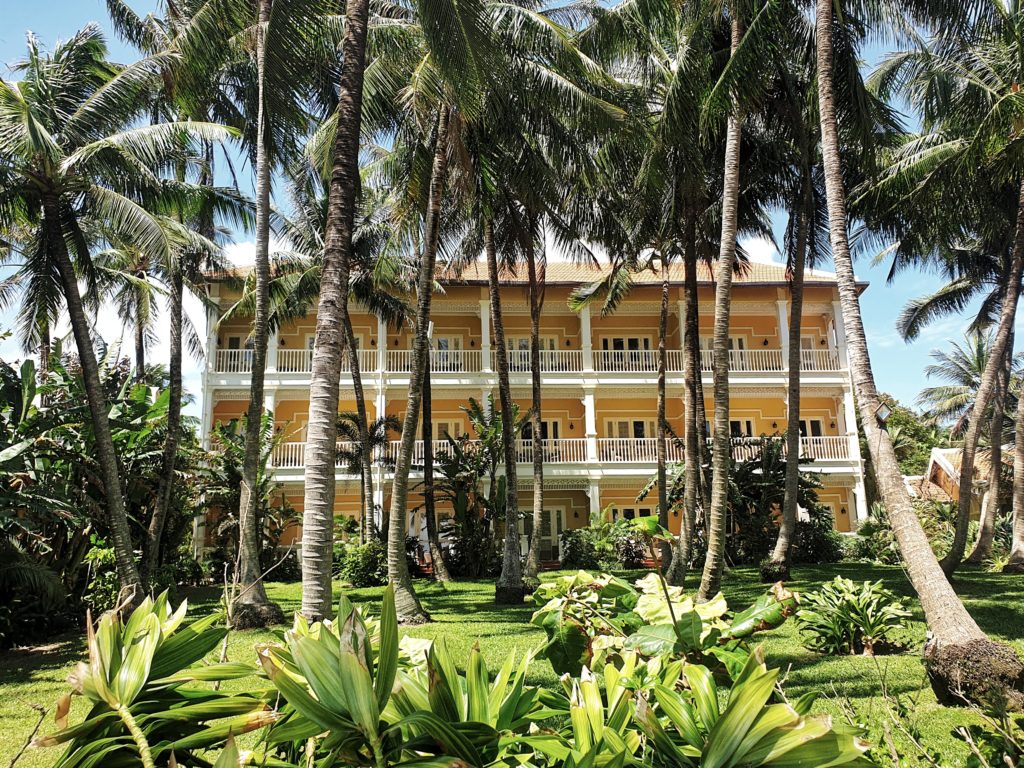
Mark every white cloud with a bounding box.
[739,235,782,265]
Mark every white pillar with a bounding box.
[580,304,594,371]
[853,478,869,525]
[832,300,849,369]
[841,384,868,525]
[376,316,387,372]
[266,329,278,373]
[776,299,789,370]
[480,299,492,372]
[583,388,598,461]
[588,479,601,523]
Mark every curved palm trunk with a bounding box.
[698,15,743,602]
[669,223,700,585]
[235,0,284,628]
[1005,381,1024,572]
[44,196,143,608]
[942,245,1023,574]
[487,220,524,604]
[386,108,451,625]
[134,293,146,382]
[815,0,1019,699]
[345,317,375,542]
[144,267,183,583]
[768,201,808,577]
[423,354,452,581]
[656,257,672,573]
[525,237,544,579]
[967,342,1010,564]
[300,0,372,622]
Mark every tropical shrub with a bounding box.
[530,570,798,677]
[851,504,901,564]
[559,517,649,571]
[792,502,846,564]
[559,528,600,569]
[798,577,910,656]
[33,593,274,767]
[82,537,120,614]
[336,538,388,587]
[634,648,871,767]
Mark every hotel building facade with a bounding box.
[197,261,869,561]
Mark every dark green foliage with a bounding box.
[869,395,945,476]
[792,503,846,564]
[558,520,648,571]
[797,577,910,656]
[336,539,388,587]
[558,529,600,569]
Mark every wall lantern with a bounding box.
[280,339,287,347]
[840,507,847,515]
[470,339,475,347]
[762,338,769,346]
[820,338,827,346]
[573,510,579,519]
[566,339,572,347]
[569,422,574,431]
[830,421,836,429]
[771,421,778,429]
[370,338,376,347]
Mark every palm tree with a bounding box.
[336,412,401,538]
[0,27,232,607]
[421,353,453,581]
[815,0,1023,695]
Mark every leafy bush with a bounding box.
[851,505,901,565]
[82,538,120,614]
[559,528,599,569]
[797,577,910,656]
[335,538,388,587]
[34,593,273,767]
[559,515,651,571]
[531,570,798,678]
[792,502,846,564]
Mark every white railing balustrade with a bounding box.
[593,350,660,372]
[387,349,482,373]
[506,349,584,372]
[799,436,850,460]
[598,437,660,462]
[699,348,784,372]
[215,349,252,373]
[799,348,841,371]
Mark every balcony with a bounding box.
[268,435,854,470]
[213,345,841,376]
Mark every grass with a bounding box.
[2,562,1022,766]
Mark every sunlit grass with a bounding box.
[2,563,1021,767]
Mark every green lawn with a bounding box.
[2,563,1022,767]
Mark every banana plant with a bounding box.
[260,585,511,767]
[634,648,872,768]
[33,593,276,768]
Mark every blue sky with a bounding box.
[0,0,971,412]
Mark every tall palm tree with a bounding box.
[421,352,453,581]
[0,27,232,606]
[815,0,1023,694]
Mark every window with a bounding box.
[799,419,824,438]
[421,420,459,440]
[227,336,241,350]
[433,336,462,371]
[607,419,654,439]
[522,420,560,440]
[615,506,654,521]
[506,336,557,371]
[729,419,754,438]
[602,336,654,370]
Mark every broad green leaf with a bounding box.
[375,585,399,711]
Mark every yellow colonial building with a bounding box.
[198,261,869,561]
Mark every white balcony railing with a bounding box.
[699,349,784,372]
[593,350,660,372]
[215,349,253,373]
[269,435,852,471]
[506,349,584,373]
[799,348,842,371]
[276,348,376,374]
[386,349,484,374]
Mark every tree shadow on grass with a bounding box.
[0,634,84,687]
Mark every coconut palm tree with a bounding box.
[815,0,1024,695]
[0,26,233,607]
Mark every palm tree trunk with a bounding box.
[767,197,809,578]
[300,0,372,622]
[967,340,1010,564]
[656,256,672,573]
[669,220,700,585]
[44,195,143,608]
[345,317,375,543]
[235,0,284,628]
[943,251,1022,573]
[386,108,451,624]
[524,235,544,579]
[422,354,452,582]
[815,0,1020,700]
[143,267,183,583]
[487,219,525,604]
[698,14,743,602]
[1004,381,1024,572]
[134,293,146,382]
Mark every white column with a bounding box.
[853,478,869,525]
[263,389,277,472]
[376,316,387,372]
[588,479,602,522]
[832,300,849,369]
[776,299,789,370]
[583,387,598,462]
[580,304,594,371]
[480,299,492,372]
[266,329,279,373]
[841,384,868,525]
[677,300,686,352]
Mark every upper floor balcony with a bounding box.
[213,345,844,378]
[268,434,858,474]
